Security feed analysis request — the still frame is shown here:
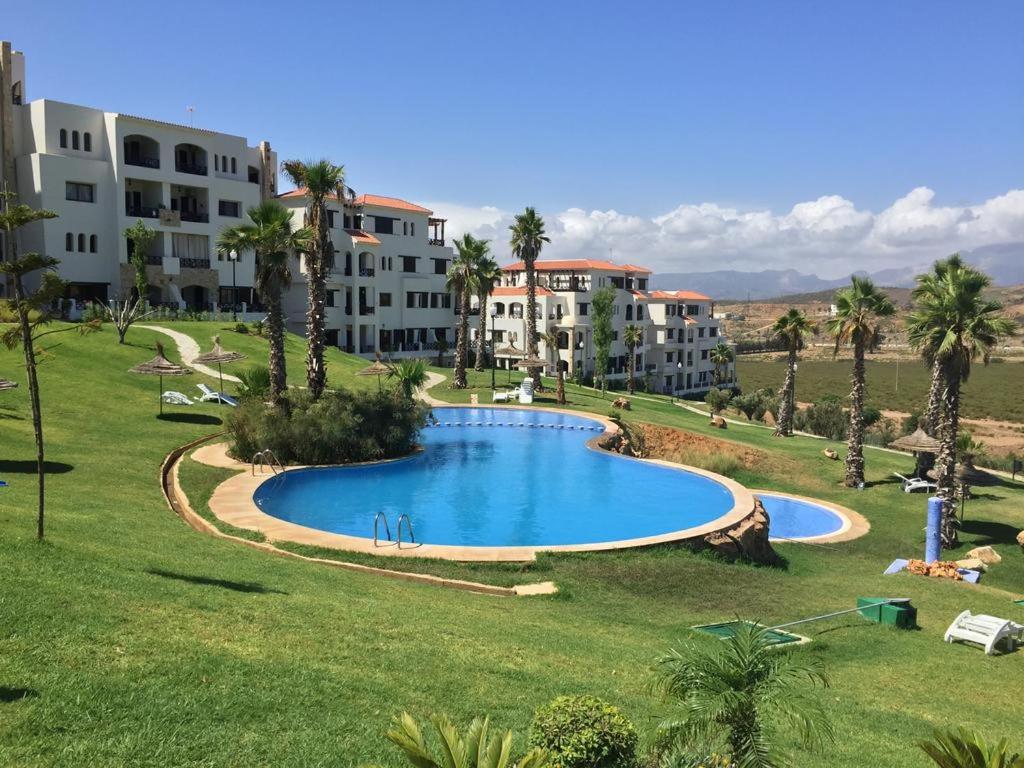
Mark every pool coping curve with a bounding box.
[751,489,870,544]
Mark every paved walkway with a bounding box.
[139,325,241,383]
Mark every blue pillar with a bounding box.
[925,496,943,563]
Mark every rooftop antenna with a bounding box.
[186,105,195,127]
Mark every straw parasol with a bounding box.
[130,341,192,415]
[356,353,391,392]
[194,335,246,395]
[494,341,521,385]
[928,459,1001,522]
[515,356,549,370]
[889,427,941,454]
[0,377,18,391]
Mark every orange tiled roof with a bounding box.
[345,229,381,245]
[490,286,555,297]
[278,188,433,215]
[502,259,652,274]
[637,289,712,301]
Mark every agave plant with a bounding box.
[387,358,429,401]
[919,728,1024,767]
[383,712,551,768]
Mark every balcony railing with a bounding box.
[180,258,211,269]
[359,305,375,316]
[145,254,162,266]
[358,267,375,277]
[126,205,159,218]
[125,157,160,169]
[428,238,445,246]
[179,211,209,223]
[175,161,207,176]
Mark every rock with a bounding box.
[710,415,727,429]
[612,397,631,411]
[701,499,780,566]
[964,545,1002,566]
[954,557,987,572]
[1018,530,1024,550]
[823,448,839,460]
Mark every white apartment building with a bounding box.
[0,42,275,310]
[278,190,455,358]
[483,259,736,395]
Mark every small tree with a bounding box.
[124,218,157,302]
[709,341,735,386]
[591,286,616,394]
[705,386,732,415]
[918,728,1024,768]
[387,358,428,401]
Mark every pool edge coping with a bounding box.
[750,489,870,544]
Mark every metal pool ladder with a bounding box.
[397,513,416,548]
[373,511,392,546]
[251,449,285,475]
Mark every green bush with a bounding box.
[233,322,249,335]
[227,388,429,465]
[794,395,848,441]
[529,695,638,768]
[704,387,732,415]
[235,365,271,400]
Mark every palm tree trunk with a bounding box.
[627,346,636,394]
[917,359,944,476]
[936,366,960,548]
[474,294,488,371]
[556,368,565,404]
[524,254,541,387]
[774,346,797,436]
[13,273,45,540]
[305,207,330,399]
[844,341,866,486]
[453,290,469,388]
[266,291,287,405]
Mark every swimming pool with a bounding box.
[758,492,850,541]
[252,407,746,552]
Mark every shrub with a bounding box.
[704,387,732,415]
[250,319,264,337]
[227,388,429,465]
[233,322,249,335]
[794,395,848,441]
[235,365,271,400]
[862,405,882,428]
[529,695,638,768]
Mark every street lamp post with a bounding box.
[675,360,683,402]
[227,249,239,322]
[489,304,497,390]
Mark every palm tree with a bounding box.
[623,324,643,394]
[387,358,429,401]
[771,309,816,437]
[385,712,551,768]
[541,327,565,404]
[447,234,484,388]
[827,276,895,487]
[919,727,1024,767]
[709,342,734,387]
[654,624,834,767]
[509,207,550,386]
[474,256,503,371]
[280,159,349,399]
[907,254,1015,548]
[217,201,311,406]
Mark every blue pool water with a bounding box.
[758,493,846,540]
[253,407,737,548]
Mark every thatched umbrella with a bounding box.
[495,342,521,384]
[889,427,941,453]
[0,377,18,391]
[130,341,192,415]
[194,335,246,395]
[357,353,390,393]
[928,459,1001,522]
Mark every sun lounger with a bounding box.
[894,472,937,493]
[161,390,194,405]
[944,610,1023,655]
[197,383,239,407]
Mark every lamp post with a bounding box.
[227,249,239,322]
[675,360,682,401]
[489,303,497,390]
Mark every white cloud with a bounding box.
[423,187,1024,277]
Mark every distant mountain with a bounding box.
[650,242,1024,300]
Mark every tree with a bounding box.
[387,358,429,401]
[591,286,616,394]
[435,336,449,368]
[771,308,816,437]
[919,728,1024,768]
[123,218,156,303]
[384,712,551,768]
[447,234,484,388]
[709,342,734,387]
[0,193,96,540]
[705,387,732,415]
[827,276,895,487]
[907,254,1015,548]
[541,327,565,404]
[623,324,643,394]
[509,207,550,386]
[217,200,311,405]
[280,159,349,399]
[654,624,834,767]
[474,256,502,371]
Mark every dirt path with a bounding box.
[139,325,241,383]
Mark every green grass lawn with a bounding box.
[736,356,1024,422]
[2,322,1023,766]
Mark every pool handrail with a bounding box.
[396,513,415,548]
[373,511,392,546]
[251,449,286,476]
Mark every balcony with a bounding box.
[359,305,376,316]
[175,143,208,176]
[176,161,207,176]
[127,205,159,219]
[179,211,209,224]
[358,267,375,277]
[180,257,212,269]
[124,134,161,169]
[125,157,160,169]
[428,238,445,247]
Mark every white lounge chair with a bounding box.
[944,610,1023,655]
[197,383,239,407]
[894,472,937,494]
[161,390,194,405]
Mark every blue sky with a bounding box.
[5,1,1023,273]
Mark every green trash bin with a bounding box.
[857,597,917,629]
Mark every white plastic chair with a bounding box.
[894,472,937,494]
[196,383,239,407]
[944,610,1023,655]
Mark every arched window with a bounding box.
[637,305,644,321]
[625,305,633,321]
[59,129,68,148]
[72,131,80,150]
[83,132,92,152]
[77,233,86,252]
[89,235,98,253]
[557,331,569,350]
[230,157,236,174]
[214,155,220,171]
[65,232,73,251]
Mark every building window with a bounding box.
[325,290,337,308]
[410,222,415,236]
[72,131,80,150]
[625,305,633,321]
[698,327,705,338]
[701,349,709,360]
[433,258,448,275]
[403,221,408,236]
[327,210,336,228]
[578,302,588,316]
[231,157,237,174]
[214,155,220,172]
[668,328,675,340]
[687,304,699,316]
[83,132,92,152]
[637,305,644,320]
[373,216,395,235]
[218,200,241,218]
[59,129,67,148]
[89,235,98,253]
[380,292,392,307]
[65,232,73,251]
[402,256,417,273]
[710,327,717,337]
[77,233,86,252]
[66,182,95,202]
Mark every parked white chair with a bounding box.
[944,610,1023,655]
[196,383,239,407]
[492,390,510,403]
[894,472,937,494]
[161,391,194,406]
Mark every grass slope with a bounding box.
[0,323,1022,766]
